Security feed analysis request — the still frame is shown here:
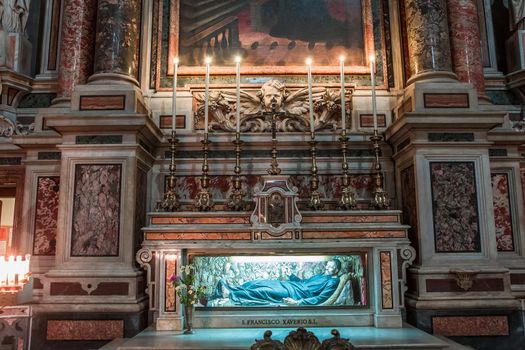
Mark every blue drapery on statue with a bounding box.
[222,274,340,306]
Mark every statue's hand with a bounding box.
[283,297,300,305]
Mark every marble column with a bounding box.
[404,0,456,84]
[447,0,489,101]
[89,0,142,86]
[54,0,97,105]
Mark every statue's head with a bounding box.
[258,80,286,112]
[325,259,342,276]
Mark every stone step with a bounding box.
[98,338,128,350]
[98,326,453,350]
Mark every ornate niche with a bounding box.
[193,79,352,132]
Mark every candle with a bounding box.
[235,56,241,133]
[339,56,346,131]
[172,57,179,131]
[204,57,211,134]
[306,58,314,135]
[370,54,377,130]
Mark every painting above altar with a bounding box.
[191,254,367,308]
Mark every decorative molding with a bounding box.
[194,81,351,133]
[450,269,480,291]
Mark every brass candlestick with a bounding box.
[267,100,282,175]
[227,132,245,210]
[338,129,357,210]
[158,130,180,211]
[370,129,390,209]
[194,133,214,211]
[309,133,324,210]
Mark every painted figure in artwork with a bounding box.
[212,259,342,306]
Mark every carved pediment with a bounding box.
[194,79,352,133]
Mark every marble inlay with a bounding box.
[94,0,141,80]
[135,168,148,251]
[172,174,374,204]
[400,165,419,264]
[165,257,176,312]
[430,162,480,252]
[380,251,393,309]
[432,316,509,336]
[71,164,121,256]
[56,0,97,99]
[79,95,126,110]
[404,0,452,78]
[491,173,514,251]
[33,177,60,256]
[423,93,469,108]
[447,0,486,96]
[46,320,124,340]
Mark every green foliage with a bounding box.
[171,264,207,305]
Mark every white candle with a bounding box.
[235,56,241,133]
[339,56,346,131]
[204,57,211,134]
[370,55,378,130]
[306,58,314,135]
[172,57,179,131]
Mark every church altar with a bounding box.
[137,175,415,331]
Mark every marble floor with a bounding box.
[99,324,467,350]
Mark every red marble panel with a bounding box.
[90,282,129,296]
[302,215,399,224]
[46,320,124,340]
[359,114,386,128]
[165,257,176,312]
[71,164,121,257]
[380,251,393,309]
[33,177,60,256]
[79,95,126,110]
[424,93,469,108]
[160,115,186,129]
[302,231,406,239]
[426,278,504,292]
[510,273,525,285]
[491,173,514,251]
[56,0,97,99]
[151,216,250,225]
[145,232,252,240]
[432,316,509,336]
[49,283,88,296]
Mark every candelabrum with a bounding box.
[338,129,357,210]
[157,130,180,212]
[194,133,214,211]
[309,133,324,210]
[370,129,390,209]
[227,132,246,210]
[267,101,282,175]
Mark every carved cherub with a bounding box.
[194,79,348,133]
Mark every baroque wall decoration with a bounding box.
[71,164,122,257]
[33,177,60,256]
[430,162,481,253]
[491,173,514,252]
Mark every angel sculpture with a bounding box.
[194,79,350,133]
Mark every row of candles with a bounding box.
[171,55,380,134]
[0,255,30,292]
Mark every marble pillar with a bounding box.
[404,0,456,84]
[90,0,142,85]
[447,0,488,101]
[54,0,97,105]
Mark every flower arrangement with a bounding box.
[170,264,207,306]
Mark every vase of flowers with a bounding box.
[170,264,206,334]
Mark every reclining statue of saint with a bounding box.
[212,259,342,306]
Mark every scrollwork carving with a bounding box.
[0,116,34,137]
[194,79,351,133]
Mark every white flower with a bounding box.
[190,300,195,304]
[185,265,191,274]
[175,286,181,291]
[188,289,194,295]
